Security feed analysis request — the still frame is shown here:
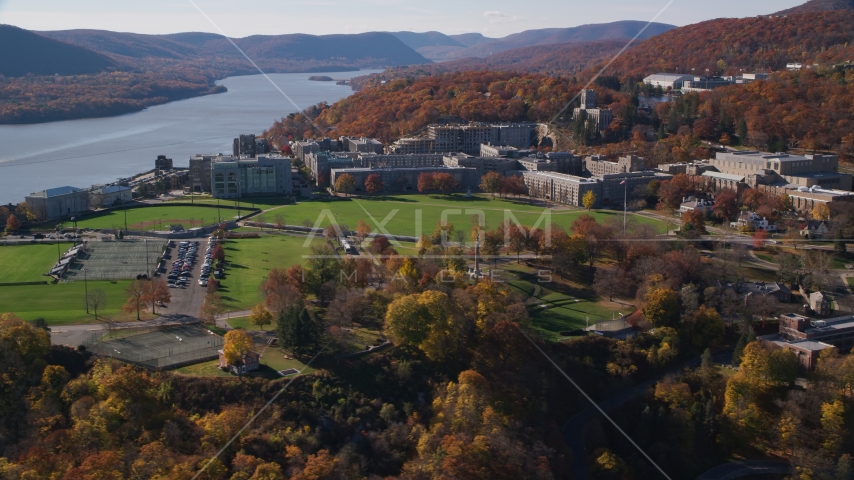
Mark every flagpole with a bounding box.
[623,179,627,236]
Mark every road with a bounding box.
[695,460,792,480]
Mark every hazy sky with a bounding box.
[0,0,807,37]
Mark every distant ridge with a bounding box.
[38,29,429,70]
[0,24,115,77]
[415,21,676,62]
[774,0,854,14]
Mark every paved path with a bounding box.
[695,460,791,480]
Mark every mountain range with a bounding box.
[391,21,676,61]
[0,25,115,77]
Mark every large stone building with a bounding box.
[189,155,216,193]
[585,154,646,176]
[294,140,320,162]
[330,166,479,194]
[709,151,851,190]
[155,155,173,172]
[514,170,671,208]
[345,137,384,154]
[211,155,292,199]
[389,137,435,155]
[26,186,90,221]
[427,123,536,155]
[306,152,356,185]
[90,185,132,208]
[760,313,854,371]
[572,90,613,133]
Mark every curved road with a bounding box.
[695,460,791,480]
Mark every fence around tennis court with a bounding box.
[65,240,167,280]
[85,325,223,370]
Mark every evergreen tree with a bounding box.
[276,307,300,355]
[732,322,755,367]
[737,118,748,146]
[276,306,320,356]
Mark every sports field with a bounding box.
[0,279,139,325]
[256,194,666,237]
[164,196,292,209]
[218,234,324,311]
[0,244,57,283]
[65,205,243,230]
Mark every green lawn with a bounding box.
[227,317,269,331]
[0,280,142,325]
[255,194,666,237]
[64,205,246,230]
[218,235,324,310]
[507,275,633,341]
[175,348,316,378]
[0,244,58,283]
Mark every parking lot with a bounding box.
[158,239,215,318]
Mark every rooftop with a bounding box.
[702,171,746,182]
[29,186,85,198]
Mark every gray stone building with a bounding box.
[190,154,215,193]
[211,155,292,199]
[330,166,478,194]
[90,185,133,208]
[585,154,646,176]
[26,186,90,221]
[345,137,384,154]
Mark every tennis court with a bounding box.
[66,240,166,280]
[86,325,223,369]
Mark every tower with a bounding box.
[581,89,596,110]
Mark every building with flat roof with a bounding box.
[25,186,90,221]
[90,185,132,208]
[481,144,519,158]
[643,73,695,90]
[516,171,600,206]
[211,155,292,199]
[330,166,478,194]
[155,155,173,172]
[710,151,851,190]
[189,155,216,193]
[389,137,435,155]
[428,123,536,155]
[294,140,320,161]
[306,152,356,186]
[345,137,384,154]
[760,312,854,370]
[585,154,646,176]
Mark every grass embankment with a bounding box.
[0,244,57,283]
[217,235,324,311]
[64,205,239,230]
[255,194,667,237]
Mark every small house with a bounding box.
[730,211,776,232]
[218,349,261,374]
[801,220,832,239]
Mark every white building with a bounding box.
[730,211,776,232]
[643,73,695,91]
[90,185,133,208]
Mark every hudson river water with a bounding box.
[0,70,378,205]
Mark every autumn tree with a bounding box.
[593,268,626,302]
[433,172,456,195]
[681,209,707,235]
[364,173,384,194]
[582,190,597,211]
[505,222,528,263]
[334,173,356,194]
[713,189,738,222]
[249,303,273,330]
[643,287,681,328]
[813,203,831,221]
[692,306,725,350]
[5,214,20,233]
[122,280,146,321]
[223,329,254,369]
[199,292,226,324]
[500,175,527,197]
[211,244,225,263]
[752,230,769,249]
[417,172,435,193]
[141,278,171,314]
[480,172,502,198]
[355,219,372,244]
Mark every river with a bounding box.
[0,70,378,205]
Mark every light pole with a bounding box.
[83,268,89,314]
[124,208,127,232]
[145,239,149,277]
[623,179,628,236]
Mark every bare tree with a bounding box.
[86,289,108,321]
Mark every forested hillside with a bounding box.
[266,71,596,143]
[0,25,115,77]
[584,11,854,78]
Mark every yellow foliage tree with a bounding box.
[223,329,253,367]
[812,203,831,221]
[249,304,273,331]
[582,190,597,211]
